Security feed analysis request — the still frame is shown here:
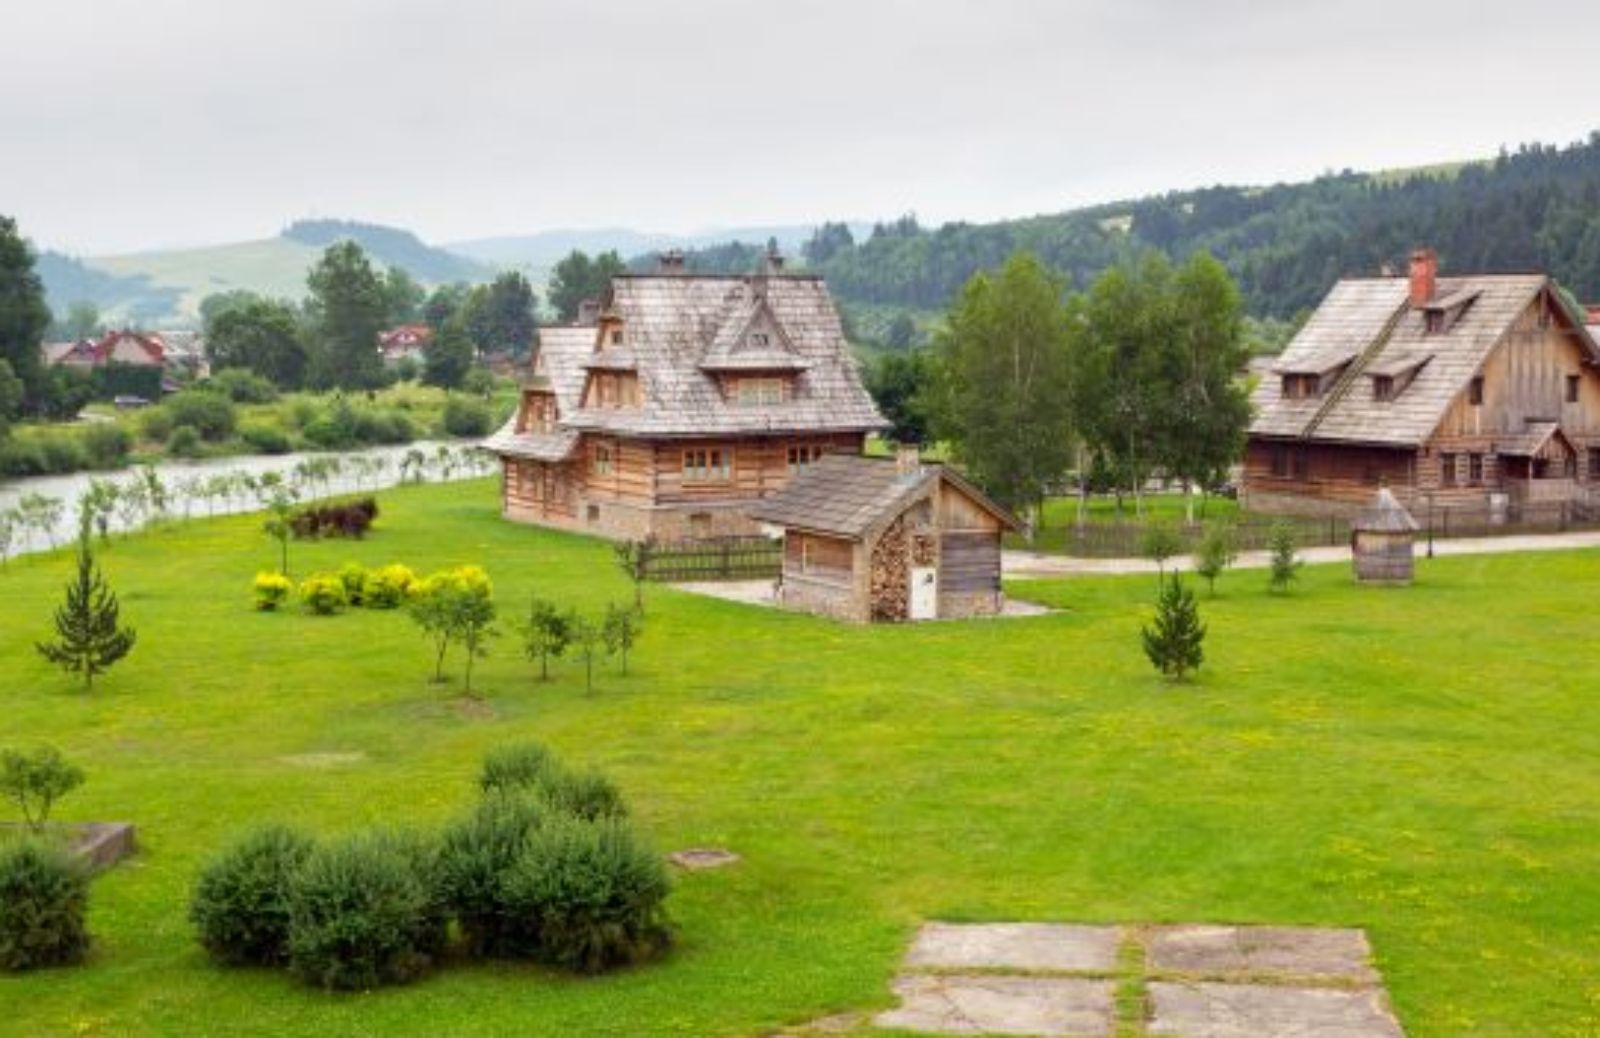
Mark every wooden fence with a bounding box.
[636,535,782,582]
[1013,498,1600,559]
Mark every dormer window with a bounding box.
[1424,310,1444,334]
[609,328,623,346]
[1567,375,1580,404]
[1469,376,1484,406]
[1281,374,1319,400]
[748,332,770,347]
[734,376,788,405]
[1373,376,1395,402]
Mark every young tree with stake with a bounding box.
[603,603,642,676]
[521,596,570,681]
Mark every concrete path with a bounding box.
[778,921,1405,1037]
[1005,529,1600,579]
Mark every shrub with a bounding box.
[167,425,203,458]
[190,825,315,967]
[336,562,368,606]
[441,397,491,438]
[81,423,132,469]
[1268,520,1303,594]
[37,432,88,474]
[350,409,414,446]
[499,816,670,973]
[139,407,174,443]
[0,840,91,972]
[435,794,547,957]
[362,564,415,609]
[289,498,377,540]
[281,398,318,430]
[164,391,237,441]
[1138,520,1183,580]
[462,367,498,397]
[299,417,345,449]
[1192,521,1238,597]
[210,368,279,404]
[239,423,292,455]
[298,573,348,615]
[253,572,293,611]
[0,438,48,478]
[286,831,445,990]
[479,743,626,821]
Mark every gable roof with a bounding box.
[748,454,1020,539]
[1251,273,1600,447]
[481,325,594,462]
[556,274,884,438]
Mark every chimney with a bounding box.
[576,299,600,326]
[762,247,786,275]
[657,248,686,275]
[895,443,921,476]
[1408,248,1437,307]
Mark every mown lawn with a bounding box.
[1,479,1597,1037]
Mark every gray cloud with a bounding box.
[3,0,1596,254]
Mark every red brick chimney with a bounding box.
[1408,248,1437,307]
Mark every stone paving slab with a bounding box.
[1147,981,1404,1038]
[1145,925,1376,982]
[876,974,1115,1036]
[904,923,1122,974]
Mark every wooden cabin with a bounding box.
[484,253,886,540]
[1244,249,1600,517]
[748,453,1020,623]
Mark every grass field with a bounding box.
[1,479,1598,1036]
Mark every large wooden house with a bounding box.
[484,256,887,539]
[1243,249,1600,516]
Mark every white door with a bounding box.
[909,567,938,621]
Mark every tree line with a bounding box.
[898,250,1251,527]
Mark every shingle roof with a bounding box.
[481,325,593,461]
[748,454,1019,539]
[559,274,885,437]
[1251,274,1600,447]
[1353,487,1420,532]
[1493,421,1568,458]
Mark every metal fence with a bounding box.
[1012,498,1600,559]
[637,535,782,582]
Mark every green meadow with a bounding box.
[1,478,1596,1037]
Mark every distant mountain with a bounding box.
[36,221,490,326]
[446,224,861,269]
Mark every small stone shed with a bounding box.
[1351,486,1421,584]
[748,453,1020,622]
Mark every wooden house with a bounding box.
[484,255,887,539]
[1243,249,1600,516]
[378,324,433,367]
[44,330,165,370]
[748,452,1020,623]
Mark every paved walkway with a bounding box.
[1005,529,1600,579]
[777,922,1405,1037]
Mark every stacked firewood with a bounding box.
[870,517,911,622]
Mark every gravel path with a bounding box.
[1004,529,1600,578]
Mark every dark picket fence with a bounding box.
[637,536,782,582]
[1014,498,1600,559]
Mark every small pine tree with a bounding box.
[1267,520,1302,594]
[1192,521,1238,597]
[1142,573,1205,682]
[35,523,137,691]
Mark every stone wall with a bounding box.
[779,572,866,622]
[938,589,1004,619]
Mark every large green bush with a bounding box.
[0,840,91,972]
[209,369,279,404]
[441,397,491,438]
[190,825,315,967]
[164,391,237,442]
[499,816,671,973]
[239,423,292,455]
[480,742,627,821]
[81,423,132,469]
[286,831,445,991]
[166,425,203,459]
[435,794,547,957]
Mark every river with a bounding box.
[0,441,495,559]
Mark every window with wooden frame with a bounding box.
[1468,376,1484,406]
[792,533,852,580]
[748,331,771,347]
[1269,445,1291,478]
[734,377,788,405]
[1468,453,1484,485]
[1567,375,1581,404]
[1291,449,1310,480]
[787,444,826,474]
[1281,374,1318,400]
[682,448,731,483]
[1373,375,1395,401]
[592,442,613,476]
[1440,453,1458,487]
[609,328,623,346]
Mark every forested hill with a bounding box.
[280,220,486,283]
[665,134,1600,320]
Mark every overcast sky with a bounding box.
[4,0,1597,256]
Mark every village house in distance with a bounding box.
[1243,248,1600,516]
[485,251,886,540]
